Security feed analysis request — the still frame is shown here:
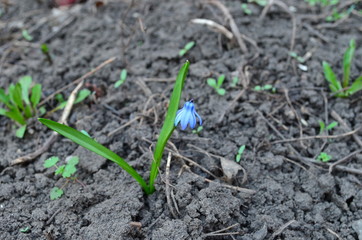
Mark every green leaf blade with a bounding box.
[44,156,59,168]
[16,125,27,138]
[207,78,217,88]
[323,61,342,93]
[149,61,190,193]
[342,39,356,88]
[19,76,32,106]
[347,76,362,95]
[30,84,42,109]
[38,118,149,193]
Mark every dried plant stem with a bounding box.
[191,18,233,39]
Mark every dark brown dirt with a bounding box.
[1,0,362,239]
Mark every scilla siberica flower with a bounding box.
[175,100,202,130]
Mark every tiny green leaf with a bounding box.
[50,187,64,200]
[238,145,246,155]
[62,164,76,178]
[44,156,59,168]
[41,43,49,54]
[236,155,241,163]
[81,130,91,137]
[30,84,42,109]
[15,125,27,138]
[348,76,362,95]
[75,89,91,104]
[342,39,356,88]
[217,75,225,86]
[9,83,24,110]
[55,165,65,175]
[323,61,342,93]
[67,156,79,166]
[241,3,252,15]
[263,84,273,90]
[184,41,195,51]
[207,78,217,88]
[22,29,33,41]
[179,49,187,57]
[19,227,30,233]
[254,86,262,91]
[319,120,325,135]
[326,121,338,130]
[121,69,127,81]
[19,76,32,106]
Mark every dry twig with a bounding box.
[269,220,297,240]
[202,223,240,238]
[190,18,233,39]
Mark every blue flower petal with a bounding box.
[181,110,191,130]
[190,113,196,129]
[174,109,184,126]
[195,111,202,125]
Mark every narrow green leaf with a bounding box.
[319,120,325,135]
[322,61,342,92]
[50,187,64,200]
[236,154,241,163]
[121,69,127,82]
[184,41,195,51]
[238,145,246,155]
[326,121,338,130]
[41,43,49,54]
[179,49,187,57]
[75,89,91,104]
[342,39,356,88]
[30,84,42,109]
[15,125,27,138]
[5,107,26,125]
[207,78,217,88]
[38,118,149,193]
[19,76,32,106]
[0,88,11,108]
[9,83,24,110]
[44,156,59,168]
[217,75,225,86]
[55,165,65,175]
[114,80,123,88]
[348,76,362,95]
[149,61,190,193]
[254,86,262,91]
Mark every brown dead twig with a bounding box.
[11,58,115,165]
[204,0,259,53]
[202,223,240,238]
[268,220,297,240]
[190,18,233,39]
[329,149,362,174]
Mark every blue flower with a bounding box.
[174,100,202,130]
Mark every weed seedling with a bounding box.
[19,227,30,233]
[39,61,199,195]
[0,76,43,138]
[40,43,53,64]
[49,89,91,114]
[254,84,276,93]
[235,145,246,163]
[179,41,195,57]
[207,74,226,95]
[192,126,203,134]
[115,69,127,88]
[22,29,33,41]
[241,3,252,15]
[326,5,354,22]
[323,39,362,97]
[319,120,338,135]
[230,76,239,87]
[44,156,80,200]
[317,152,332,162]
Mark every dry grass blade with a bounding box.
[191,18,233,39]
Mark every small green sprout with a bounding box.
[0,76,42,138]
[179,41,195,57]
[248,0,267,6]
[319,121,338,135]
[49,89,91,114]
[254,84,276,93]
[192,126,203,134]
[207,74,226,96]
[115,69,127,88]
[22,29,33,41]
[317,152,332,162]
[304,0,338,7]
[40,43,53,64]
[323,39,362,97]
[289,51,305,63]
[230,76,239,87]
[44,156,80,200]
[19,227,30,233]
[235,145,246,163]
[241,3,252,15]
[39,61,191,195]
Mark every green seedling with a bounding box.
[230,76,239,87]
[44,156,80,200]
[254,84,276,93]
[39,61,191,195]
[22,29,33,41]
[326,5,354,22]
[317,152,332,162]
[289,51,305,63]
[179,41,195,57]
[323,39,362,97]
[19,227,30,233]
[40,43,53,64]
[235,145,246,163]
[192,126,203,134]
[319,120,338,135]
[115,69,127,88]
[207,74,226,96]
[0,76,43,138]
[241,3,252,15]
[49,89,91,114]
[248,0,267,6]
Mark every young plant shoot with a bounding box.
[179,41,195,57]
[207,74,226,95]
[0,76,43,138]
[323,39,362,97]
[39,61,201,195]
